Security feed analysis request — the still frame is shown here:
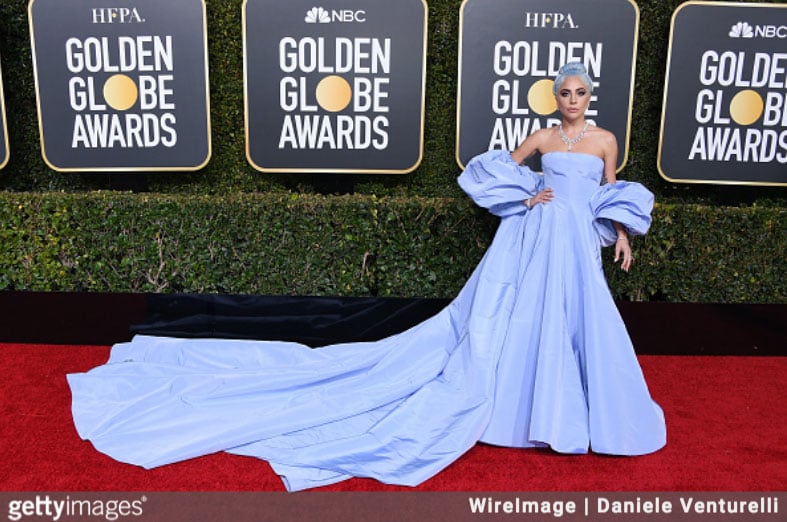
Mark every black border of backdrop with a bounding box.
[455,0,639,169]
[243,0,428,174]
[28,0,211,172]
[0,292,783,356]
[658,1,787,186]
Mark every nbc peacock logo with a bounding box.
[729,21,754,38]
[305,7,330,24]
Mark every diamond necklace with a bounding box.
[558,121,589,151]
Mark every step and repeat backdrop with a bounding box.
[4,0,784,186]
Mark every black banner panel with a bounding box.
[659,2,787,186]
[456,0,639,169]
[29,0,211,172]
[244,0,428,174]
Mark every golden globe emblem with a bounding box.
[729,89,764,126]
[527,79,557,116]
[103,74,138,111]
[316,75,352,112]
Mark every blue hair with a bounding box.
[552,62,594,94]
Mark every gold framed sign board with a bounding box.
[29,0,211,172]
[244,0,428,174]
[659,1,787,186]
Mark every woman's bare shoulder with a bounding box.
[528,127,557,149]
[589,125,616,141]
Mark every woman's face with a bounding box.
[554,76,591,120]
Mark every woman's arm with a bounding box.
[510,128,547,165]
[599,130,633,271]
[601,129,618,184]
[512,130,553,209]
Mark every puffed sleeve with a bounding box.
[457,150,543,217]
[590,181,654,247]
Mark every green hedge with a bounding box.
[1,192,783,303]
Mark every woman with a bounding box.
[68,63,665,492]
[511,62,634,271]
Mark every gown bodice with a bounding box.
[540,151,604,205]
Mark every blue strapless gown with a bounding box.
[68,151,666,491]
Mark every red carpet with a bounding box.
[1,343,784,492]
